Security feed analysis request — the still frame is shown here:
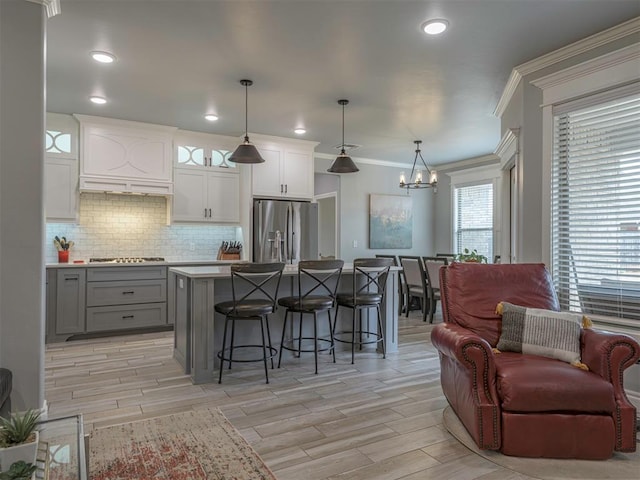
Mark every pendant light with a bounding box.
[328,99,359,173]
[229,79,265,164]
[399,140,437,191]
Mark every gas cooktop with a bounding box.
[89,257,165,264]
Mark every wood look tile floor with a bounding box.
[45,312,531,479]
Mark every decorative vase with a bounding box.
[0,431,39,472]
[58,250,69,263]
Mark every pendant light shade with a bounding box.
[328,99,359,173]
[229,79,265,164]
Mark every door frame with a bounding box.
[314,192,339,259]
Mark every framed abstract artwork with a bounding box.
[369,194,413,249]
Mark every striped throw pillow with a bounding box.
[496,302,589,369]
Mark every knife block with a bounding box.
[216,247,241,261]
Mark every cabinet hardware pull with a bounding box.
[122,291,135,295]
[209,208,212,217]
[204,208,208,218]
[122,315,134,319]
[285,184,288,194]
[280,184,283,193]
[65,277,78,281]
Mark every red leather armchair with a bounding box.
[431,262,640,459]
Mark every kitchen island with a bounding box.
[169,264,400,384]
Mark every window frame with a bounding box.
[448,164,501,259]
[533,44,640,328]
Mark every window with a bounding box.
[454,182,494,260]
[551,86,640,321]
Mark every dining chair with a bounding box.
[421,256,448,323]
[277,259,344,374]
[375,254,406,315]
[214,262,285,384]
[436,253,456,264]
[398,256,428,322]
[334,257,393,364]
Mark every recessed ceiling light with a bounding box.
[421,19,449,35]
[89,96,107,105]
[205,114,219,122]
[91,51,116,63]
[294,128,306,135]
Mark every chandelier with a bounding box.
[399,140,437,191]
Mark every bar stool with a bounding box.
[277,259,344,374]
[215,262,285,384]
[334,257,393,364]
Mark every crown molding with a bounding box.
[494,16,640,117]
[434,154,499,174]
[26,0,61,18]
[494,128,519,160]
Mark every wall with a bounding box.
[46,193,237,263]
[0,0,46,410]
[315,157,435,262]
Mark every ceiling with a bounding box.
[46,1,640,167]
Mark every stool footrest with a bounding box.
[280,337,334,354]
[217,345,278,363]
[333,330,383,346]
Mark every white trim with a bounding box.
[494,128,520,264]
[540,105,553,268]
[493,128,519,169]
[494,17,640,117]
[447,164,501,188]
[26,0,61,17]
[531,43,640,106]
[314,192,339,260]
[434,154,499,174]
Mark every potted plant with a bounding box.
[454,248,488,263]
[0,410,40,473]
[0,461,37,480]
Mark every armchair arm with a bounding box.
[581,328,640,382]
[431,323,501,450]
[581,328,640,452]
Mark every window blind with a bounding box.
[454,182,493,260]
[551,87,640,321]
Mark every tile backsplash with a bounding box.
[46,193,240,263]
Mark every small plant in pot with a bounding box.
[0,410,40,474]
[454,248,488,264]
[0,461,37,480]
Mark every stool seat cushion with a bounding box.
[278,295,334,311]
[215,299,274,317]
[336,292,383,307]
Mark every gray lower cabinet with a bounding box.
[55,269,86,335]
[86,266,168,332]
[46,265,169,343]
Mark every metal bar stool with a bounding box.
[277,259,344,374]
[333,257,393,364]
[215,262,285,384]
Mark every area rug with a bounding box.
[89,408,276,480]
[443,406,640,480]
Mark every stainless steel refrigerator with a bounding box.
[253,199,318,263]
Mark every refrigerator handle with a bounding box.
[291,207,297,261]
[285,203,291,263]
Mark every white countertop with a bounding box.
[169,263,400,278]
[46,260,245,268]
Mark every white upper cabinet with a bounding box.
[173,169,240,223]
[75,115,177,195]
[45,113,79,221]
[174,130,238,173]
[250,134,318,200]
